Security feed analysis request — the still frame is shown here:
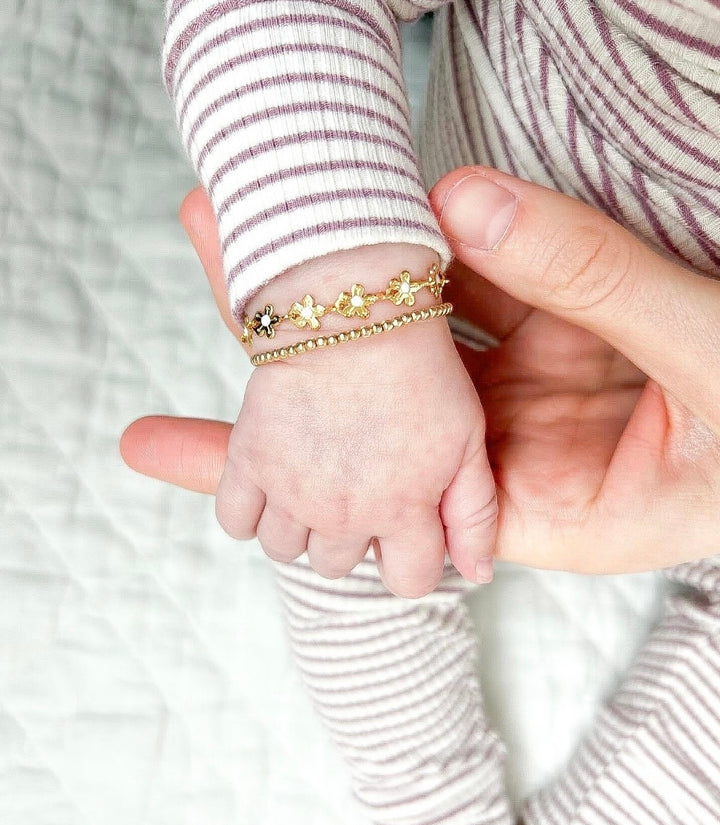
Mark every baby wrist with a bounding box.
[249,302,454,366]
[239,244,452,364]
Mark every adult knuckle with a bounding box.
[539,224,634,313]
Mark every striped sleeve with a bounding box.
[271,551,514,825]
[162,1,453,318]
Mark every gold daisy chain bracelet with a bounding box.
[250,302,454,366]
[240,262,449,347]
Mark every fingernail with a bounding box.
[475,557,494,584]
[439,174,518,250]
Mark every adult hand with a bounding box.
[122,169,720,575]
[430,167,720,573]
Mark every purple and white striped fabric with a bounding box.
[421,0,720,276]
[162,0,453,318]
[163,2,720,823]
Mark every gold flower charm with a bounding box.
[386,270,422,306]
[251,304,280,338]
[288,294,325,330]
[335,284,377,318]
[240,319,254,346]
[429,265,448,298]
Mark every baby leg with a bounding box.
[272,551,514,825]
[524,557,720,825]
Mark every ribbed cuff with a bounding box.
[163,0,452,317]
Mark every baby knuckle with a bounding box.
[261,544,301,564]
[254,523,277,551]
[386,556,444,599]
[390,574,438,600]
[324,493,360,532]
[312,558,354,580]
[215,503,253,541]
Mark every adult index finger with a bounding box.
[120,415,231,495]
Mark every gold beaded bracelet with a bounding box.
[250,302,453,366]
[240,262,448,347]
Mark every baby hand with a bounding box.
[216,243,497,597]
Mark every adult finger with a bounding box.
[429,167,720,434]
[376,515,446,599]
[179,187,237,336]
[120,415,230,494]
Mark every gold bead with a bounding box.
[288,346,296,356]
[361,327,372,337]
[401,314,411,324]
[338,333,347,342]
[382,320,393,331]
[372,323,382,334]
[317,337,326,347]
[411,311,421,322]
[296,342,306,353]
[393,317,403,327]
[307,340,316,350]
[328,335,337,346]
[279,348,287,357]
[349,329,359,340]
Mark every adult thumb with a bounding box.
[430,167,648,324]
[429,167,720,433]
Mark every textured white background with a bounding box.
[0,4,664,823]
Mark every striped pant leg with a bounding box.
[271,550,515,825]
[524,557,720,825]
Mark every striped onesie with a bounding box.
[163,2,720,823]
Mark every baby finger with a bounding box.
[306,531,374,580]
[256,504,309,563]
[376,516,446,599]
[215,460,265,540]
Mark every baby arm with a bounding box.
[163,0,495,595]
[217,241,498,595]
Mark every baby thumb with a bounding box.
[440,432,498,585]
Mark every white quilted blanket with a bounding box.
[0,4,665,823]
